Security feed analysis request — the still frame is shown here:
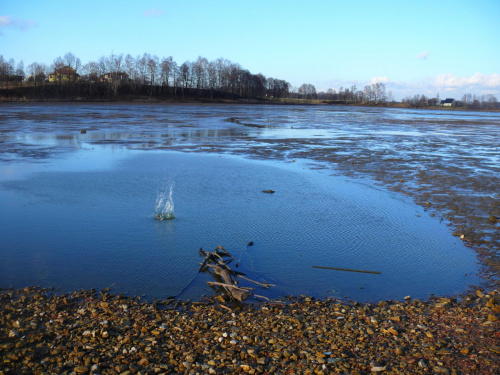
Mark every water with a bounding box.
[0,103,494,302]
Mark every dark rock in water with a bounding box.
[80,129,87,134]
[262,190,275,194]
[488,215,498,223]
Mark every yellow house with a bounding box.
[48,66,80,83]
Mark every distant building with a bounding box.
[48,66,79,83]
[99,72,129,83]
[440,98,455,107]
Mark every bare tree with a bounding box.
[124,54,137,91]
[160,56,173,88]
[298,83,317,99]
[27,62,47,87]
[193,56,208,93]
[179,61,191,90]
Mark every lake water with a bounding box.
[0,103,491,302]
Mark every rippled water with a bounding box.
[0,103,494,302]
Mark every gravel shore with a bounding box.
[1,287,499,375]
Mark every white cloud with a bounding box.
[415,50,429,60]
[0,15,36,32]
[144,8,164,17]
[434,72,500,89]
[371,76,389,84]
[315,72,500,101]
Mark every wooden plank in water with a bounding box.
[312,265,381,274]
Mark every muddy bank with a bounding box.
[1,287,499,374]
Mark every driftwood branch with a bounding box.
[207,282,251,301]
[199,244,274,302]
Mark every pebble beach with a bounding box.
[1,286,499,374]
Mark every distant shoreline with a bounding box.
[1,95,499,113]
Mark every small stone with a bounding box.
[418,359,427,368]
[460,348,469,355]
[138,358,149,366]
[404,295,411,300]
[8,329,19,338]
[241,364,250,371]
[489,345,500,354]
[207,360,216,366]
[90,364,100,372]
[487,314,498,322]
[370,365,387,372]
[74,366,89,373]
[433,365,450,374]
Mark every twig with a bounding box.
[215,245,234,259]
[239,275,275,288]
[207,281,247,291]
[253,294,270,301]
[218,304,232,312]
[312,265,381,274]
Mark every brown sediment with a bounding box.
[1,287,499,374]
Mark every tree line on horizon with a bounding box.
[0,53,498,109]
[0,52,392,104]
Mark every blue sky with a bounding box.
[1,0,499,100]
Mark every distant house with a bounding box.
[48,66,79,83]
[440,98,455,107]
[99,72,129,83]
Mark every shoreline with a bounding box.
[1,96,499,113]
[1,286,498,374]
